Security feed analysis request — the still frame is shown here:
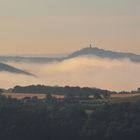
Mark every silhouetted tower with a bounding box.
[89,44,92,48]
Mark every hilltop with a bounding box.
[1,45,140,63]
[68,46,140,62]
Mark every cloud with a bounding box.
[1,56,140,91]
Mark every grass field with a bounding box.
[111,93,140,98]
[3,93,46,99]
[3,93,64,99]
[110,96,140,103]
[3,93,140,103]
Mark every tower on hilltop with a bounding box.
[89,44,92,48]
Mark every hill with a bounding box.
[68,46,140,62]
[1,45,140,63]
[0,62,34,76]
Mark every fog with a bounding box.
[0,56,140,91]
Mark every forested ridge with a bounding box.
[0,94,140,140]
[12,85,111,96]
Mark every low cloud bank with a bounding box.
[0,56,140,91]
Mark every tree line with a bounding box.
[0,94,140,140]
[12,85,111,98]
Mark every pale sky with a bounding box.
[0,0,140,55]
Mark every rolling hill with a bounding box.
[0,46,140,63]
[0,62,34,76]
[67,46,140,62]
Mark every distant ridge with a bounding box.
[0,62,35,76]
[67,46,140,62]
[0,45,140,63]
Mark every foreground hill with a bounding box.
[0,94,140,140]
[12,85,111,98]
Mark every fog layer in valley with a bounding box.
[0,56,140,91]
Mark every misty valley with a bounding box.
[1,47,140,91]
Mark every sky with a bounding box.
[0,0,140,55]
[0,0,140,90]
